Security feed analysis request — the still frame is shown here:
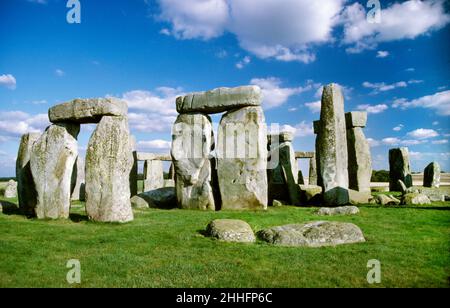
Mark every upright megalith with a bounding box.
[315,84,349,206]
[143,160,164,192]
[389,147,412,191]
[129,135,138,197]
[423,162,440,188]
[171,113,215,210]
[217,106,268,210]
[16,133,40,215]
[4,180,18,198]
[31,123,79,219]
[345,112,372,193]
[71,156,85,201]
[308,152,317,186]
[85,116,134,223]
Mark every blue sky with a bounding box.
[0,0,449,177]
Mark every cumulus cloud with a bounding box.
[0,74,17,90]
[393,124,404,132]
[236,56,251,69]
[376,51,389,58]
[137,139,172,151]
[305,101,321,114]
[392,90,450,116]
[407,128,439,139]
[382,137,401,146]
[367,138,381,147]
[0,111,49,139]
[357,104,388,114]
[432,139,448,145]
[363,81,408,93]
[280,121,314,138]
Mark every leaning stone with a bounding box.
[423,162,440,188]
[402,193,431,205]
[398,179,408,194]
[16,133,41,216]
[389,147,413,191]
[176,86,261,114]
[316,84,349,205]
[4,180,17,198]
[316,206,360,216]
[206,219,256,243]
[131,187,176,209]
[348,189,370,205]
[31,124,79,219]
[71,157,85,201]
[143,160,164,192]
[217,106,268,210]
[48,98,127,124]
[258,221,365,247]
[85,116,134,223]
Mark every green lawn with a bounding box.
[0,195,449,288]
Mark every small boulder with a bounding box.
[316,206,360,216]
[131,188,177,209]
[206,219,256,243]
[418,188,445,202]
[402,193,431,205]
[272,200,284,207]
[299,185,322,204]
[4,180,17,198]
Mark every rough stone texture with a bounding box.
[299,185,322,204]
[143,160,164,192]
[171,113,215,210]
[206,219,256,243]
[389,147,412,191]
[376,194,401,206]
[308,153,317,186]
[316,206,360,216]
[258,221,365,247]
[315,84,349,205]
[85,116,134,223]
[402,193,431,205]
[49,98,127,124]
[16,133,41,216]
[176,86,261,114]
[71,157,85,201]
[348,189,371,205]
[129,135,138,197]
[31,123,79,219]
[418,188,445,202]
[164,179,175,188]
[130,188,176,209]
[4,180,17,198]
[346,112,372,193]
[423,162,440,188]
[217,106,268,210]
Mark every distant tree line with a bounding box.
[371,170,390,182]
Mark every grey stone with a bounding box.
[402,193,431,205]
[163,179,175,188]
[206,219,256,243]
[308,153,317,186]
[418,188,445,202]
[258,221,365,247]
[315,84,349,206]
[129,135,138,197]
[85,116,134,223]
[423,162,440,188]
[316,206,360,216]
[49,98,127,124]
[31,123,79,219]
[4,180,17,198]
[348,189,371,204]
[345,111,367,128]
[299,185,322,204]
[272,200,284,207]
[71,156,85,201]
[176,86,261,114]
[171,113,215,210]
[143,160,164,192]
[217,106,268,210]
[130,187,176,209]
[389,147,412,191]
[376,194,401,206]
[16,133,40,216]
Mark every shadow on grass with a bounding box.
[69,213,89,223]
[0,200,21,215]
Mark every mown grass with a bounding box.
[0,195,449,288]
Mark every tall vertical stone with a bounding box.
[217,106,268,210]
[423,162,440,188]
[71,156,85,201]
[389,147,412,191]
[129,135,138,197]
[308,153,317,185]
[315,84,349,206]
[31,123,79,219]
[143,160,164,191]
[345,112,372,193]
[16,133,40,216]
[171,113,215,210]
[85,116,134,223]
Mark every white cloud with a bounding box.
[280,121,314,138]
[357,104,388,114]
[432,121,439,126]
[288,107,298,112]
[393,124,404,132]
[382,137,401,145]
[432,139,448,145]
[376,51,389,58]
[236,56,251,69]
[128,112,176,134]
[28,0,47,4]
[314,83,352,100]
[363,81,407,93]
[393,90,450,116]
[121,87,181,115]
[405,68,415,72]
[367,138,381,147]
[407,128,439,139]
[137,139,172,151]
[0,74,17,90]
[401,139,427,146]
[55,69,65,77]
[305,101,321,114]
[0,111,49,138]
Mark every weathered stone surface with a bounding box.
[389,148,412,191]
[71,157,85,201]
[85,116,134,223]
[130,188,176,209]
[217,106,268,210]
[49,98,127,124]
[129,135,138,197]
[308,153,317,186]
[258,221,365,247]
[16,133,40,216]
[299,185,322,204]
[376,194,401,206]
[418,188,445,202]
[295,152,315,159]
[4,180,17,198]
[346,112,372,193]
[316,206,360,216]
[206,219,256,243]
[176,86,261,114]
[143,160,164,192]
[402,193,431,205]
[348,189,371,205]
[171,113,215,210]
[423,162,440,188]
[315,84,349,205]
[31,123,79,219]
[164,179,175,188]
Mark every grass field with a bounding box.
[1,191,449,288]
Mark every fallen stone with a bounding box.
[258,221,365,247]
[206,219,256,243]
[4,180,17,198]
[131,187,176,209]
[389,147,412,191]
[402,193,431,205]
[418,188,445,202]
[376,194,401,206]
[423,162,440,188]
[316,206,360,216]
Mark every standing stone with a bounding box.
[423,162,440,188]
[129,135,138,197]
[297,171,305,185]
[31,123,79,219]
[315,84,349,206]
[345,112,372,193]
[217,106,268,210]
[4,180,18,198]
[16,133,41,215]
[85,116,134,223]
[308,153,317,185]
[71,156,85,201]
[168,163,175,181]
[389,147,412,191]
[171,113,215,210]
[143,160,164,192]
